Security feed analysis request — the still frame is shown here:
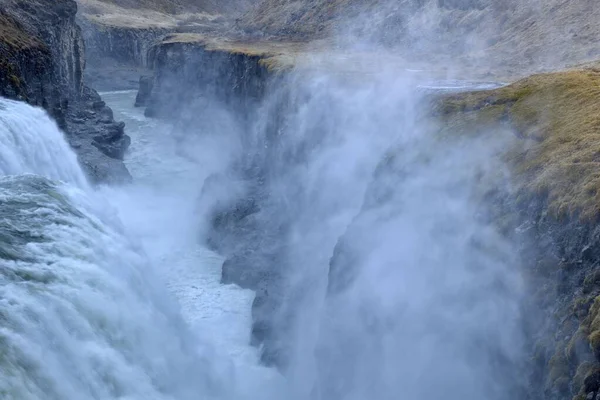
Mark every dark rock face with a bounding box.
[144,40,269,119]
[79,19,166,91]
[135,75,154,107]
[516,200,600,400]
[0,0,131,183]
[145,41,299,367]
[81,22,168,69]
[66,87,131,183]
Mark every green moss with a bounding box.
[574,296,594,320]
[549,346,570,384]
[0,14,43,50]
[589,330,600,354]
[574,362,600,395]
[8,74,20,88]
[584,270,600,294]
[567,328,591,363]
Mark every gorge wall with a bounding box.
[135,30,600,400]
[4,0,599,397]
[432,72,600,400]
[0,0,131,183]
[138,35,294,366]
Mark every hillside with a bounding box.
[78,0,251,25]
[240,0,600,75]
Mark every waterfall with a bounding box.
[0,99,208,399]
[0,99,87,188]
[0,97,285,400]
[0,175,216,400]
[0,59,526,400]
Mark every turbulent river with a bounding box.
[0,93,284,399]
[0,73,524,400]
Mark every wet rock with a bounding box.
[586,371,600,393]
[98,111,114,124]
[135,75,154,107]
[143,41,269,119]
[0,0,131,184]
[92,100,106,111]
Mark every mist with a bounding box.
[181,36,529,399]
[95,1,536,398]
[0,0,548,397]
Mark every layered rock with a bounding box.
[81,22,167,69]
[0,0,131,183]
[79,19,167,90]
[143,36,270,118]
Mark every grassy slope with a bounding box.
[241,0,600,75]
[78,0,250,20]
[77,0,252,30]
[436,68,600,220]
[92,0,222,13]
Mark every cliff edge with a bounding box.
[0,0,131,183]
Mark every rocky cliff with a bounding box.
[142,31,600,395]
[138,33,295,366]
[0,0,131,183]
[330,69,600,400]
[75,0,253,90]
[143,35,270,119]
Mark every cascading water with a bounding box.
[0,99,87,187]
[0,63,525,400]
[0,98,284,399]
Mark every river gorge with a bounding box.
[2,1,600,400]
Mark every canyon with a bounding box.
[2,0,600,399]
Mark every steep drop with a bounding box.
[0,98,285,399]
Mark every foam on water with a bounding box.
[0,99,87,188]
[0,96,285,399]
[98,90,284,386]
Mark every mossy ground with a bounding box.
[436,69,600,221]
[0,14,43,50]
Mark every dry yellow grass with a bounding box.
[78,0,184,28]
[157,32,468,76]
[241,0,600,79]
[77,0,227,29]
[159,33,311,70]
[437,68,600,220]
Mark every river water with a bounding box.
[0,92,285,399]
[98,90,286,395]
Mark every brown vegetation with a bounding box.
[241,0,600,76]
[0,14,44,50]
[436,69,600,220]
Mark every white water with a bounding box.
[0,99,87,188]
[0,69,524,400]
[0,96,285,399]
[97,90,280,372]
